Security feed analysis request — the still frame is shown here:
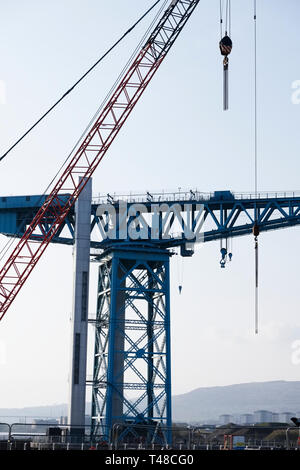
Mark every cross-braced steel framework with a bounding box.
[91,247,171,442]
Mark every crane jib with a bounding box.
[0,0,201,320]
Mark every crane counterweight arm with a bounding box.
[0,0,200,321]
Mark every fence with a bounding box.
[0,422,299,450]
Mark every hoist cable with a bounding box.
[225,0,229,34]
[253,0,259,335]
[254,0,258,199]
[219,1,230,37]
[220,0,231,36]
[0,0,162,162]
[255,237,258,334]
[229,0,231,37]
[219,0,223,38]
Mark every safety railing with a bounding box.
[92,190,300,206]
[0,421,299,450]
[1,422,110,450]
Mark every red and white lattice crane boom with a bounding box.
[0,0,200,320]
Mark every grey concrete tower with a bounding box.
[68,178,92,430]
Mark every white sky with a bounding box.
[1,0,300,408]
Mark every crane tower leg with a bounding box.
[91,247,172,445]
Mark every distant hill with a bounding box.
[0,403,68,420]
[1,380,300,423]
[172,380,300,422]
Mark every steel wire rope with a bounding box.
[219,0,231,37]
[254,0,258,199]
[0,0,163,162]
[253,0,259,334]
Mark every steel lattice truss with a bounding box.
[3,191,300,252]
[90,249,171,439]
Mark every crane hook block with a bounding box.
[220,247,227,257]
[220,247,227,268]
[220,35,232,110]
[219,35,232,57]
[252,223,259,238]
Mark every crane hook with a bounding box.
[219,35,232,110]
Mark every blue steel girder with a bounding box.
[1,191,300,251]
[91,247,171,439]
